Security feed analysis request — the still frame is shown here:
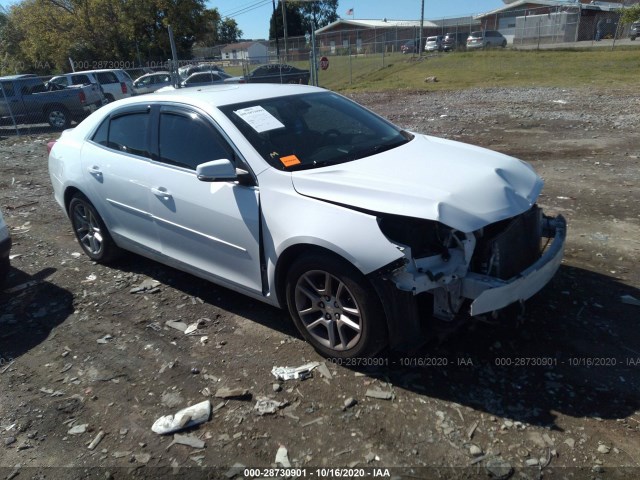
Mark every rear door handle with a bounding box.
[88,165,102,176]
[151,187,172,198]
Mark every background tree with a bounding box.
[296,0,338,33]
[218,18,243,44]
[0,0,228,73]
[620,4,640,24]
[269,1,305,40]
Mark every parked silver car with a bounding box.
[48,84,566,358]
[424,35,444,52]
[467,30,507,49]
[133,72,173,94]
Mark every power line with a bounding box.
[221,0,271,19]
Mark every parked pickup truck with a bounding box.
[0,74,104,130]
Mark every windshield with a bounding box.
[219,92,412,172]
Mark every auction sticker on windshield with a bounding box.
[234,105,284,133]
[280,155,301,167]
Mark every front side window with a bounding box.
[0,82,14,97]
[158,111,232,170]
[71,75,91,85]
[220,92,411,171]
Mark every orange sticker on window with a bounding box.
[280,155,301,167]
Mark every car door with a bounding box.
[148,105,262,293]
[0,81,25,122]
[80,107,160,253]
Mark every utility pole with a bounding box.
[272,0,280,61]
[419,0,424,56]
[281,0,289,60]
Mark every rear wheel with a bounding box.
[69,193,120,263]
[286,253,388,359]
[47,107,70,129]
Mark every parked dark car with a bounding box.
[630,22,639,41]
[467,30,507,49]
[442,32,469,51]
[180,71,239,88]
[241,64,310,85]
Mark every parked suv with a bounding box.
[630,22,639,41]
[467,30,507,49]
[424,35,444,52]
[442,32,469,51]
[50,69,134,102]
[0,209,11,287]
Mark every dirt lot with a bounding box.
[1,86,639,479]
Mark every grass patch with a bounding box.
[314,48,640,92]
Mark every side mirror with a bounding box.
[196,159,237,182]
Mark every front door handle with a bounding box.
[151,187,172,198]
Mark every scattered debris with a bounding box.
[467,421,479,439]
[597,444,611,454]
[185,318,211,335]
[254,397,288,415]
[166,321,188,332]
[424,76,438,83]
[130,279,161,294]
[96,334,113,344]
[68,424,88,435]
[214,388,250,400]
[365,452,380,463]
[152,400,211,435]
[134,452,152,464]
[87,430,105,450]
[161,392,184,409]
[525,458,539,467]
[224,463,246,479]
[275,445,291,468]
[169,433,206,449]
[316,363,332,380]
[485,458,513,479]
[365,389,394,400]
[301,416,326,427]
[272,362,320,381]
[273,383,282,393]
[469,444,483,456]
[343,397,357,410]
[564,438,576,449]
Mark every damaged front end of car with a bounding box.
[369,206,566,350]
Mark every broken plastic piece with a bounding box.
[152,400,211,435]
[275,445,291,468]
[271,362,320,381]
[254,397,288,415]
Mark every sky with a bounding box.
[213,0,507,39]
[0,0,508,39]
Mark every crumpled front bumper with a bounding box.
[462,215,567,316]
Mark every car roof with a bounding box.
[71,83,324,139]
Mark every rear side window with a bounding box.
[96,72,118,84]
[107,113,150,157]
[158,111,232,170]
[71,74,92,85]
[91,118,109,146]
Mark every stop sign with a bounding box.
[319,56,329,70]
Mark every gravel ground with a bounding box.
[1,86,639,479]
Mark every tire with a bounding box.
[501,40,507,48]
[631,36,636,41]
[285,253,388,359]
[69,193,120,263]
[0,257,9,289]
[47,107,70,130]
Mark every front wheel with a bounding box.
[286,253,388,359]
[69,193,120,263]
[47,107,70,129]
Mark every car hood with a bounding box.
[291,134,543,232]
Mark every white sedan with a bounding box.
[48,84,566,358]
